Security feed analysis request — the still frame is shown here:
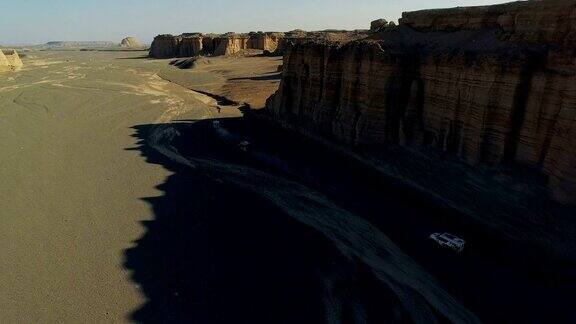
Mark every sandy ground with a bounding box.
[158,54,283,109]
[0,51,233,322]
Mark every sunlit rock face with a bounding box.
[0,49,23,71]
[265,0,576,204]
[178,34,203,57]
[120,37,142,48]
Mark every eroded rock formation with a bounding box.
[120,37,142,48]
[370,19,387,32]
[265,0,576,204]
[178,34,203,57]
[0,49,23,71]
[149,34,183,58]
[149,32,287,58]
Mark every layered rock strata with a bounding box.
[265,0,576,204]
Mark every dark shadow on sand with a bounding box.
[123,121,400,323]
[229,73,282,81]
[115,55,153,60]
[124,117,576,323]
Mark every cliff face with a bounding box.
[149,32,285,58]
[213,34,249,56]
[265,0,576,204]
[178,34,203,57]
[0,49,23,71]
[149,35,182,58]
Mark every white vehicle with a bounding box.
[430,232,465,252]
[238,141,251,152]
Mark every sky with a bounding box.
[0,0,514,45]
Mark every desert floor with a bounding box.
[0,50,239,322]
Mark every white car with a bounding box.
[238,141,251,152]
[430,232,465,252]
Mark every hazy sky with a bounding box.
[0,0,513,44]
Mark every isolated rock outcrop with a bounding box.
[265,0,576,204]
[370,19,387,32]
[0,49,23,71]
[120,37,142,48]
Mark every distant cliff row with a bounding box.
[149,32,284,58]
[148,30,372,58]
[265,0,576,204]
[0,49,23,71]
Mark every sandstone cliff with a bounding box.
[178,34,203,57]
[149,34,183,58]
[149,32,286,58]
[0,49,23,71]
[265,0,576,205]
[213,33,249,56]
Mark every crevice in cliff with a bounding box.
[350,46,364,145]
[537,73,563,168]
[503,52,546,164]
[384,52,421,146]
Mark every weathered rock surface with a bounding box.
[265,0,576,204]
[0,49,23,71]
[272,29,370,56]
[178,34,203,57]
[120,37,142,48]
